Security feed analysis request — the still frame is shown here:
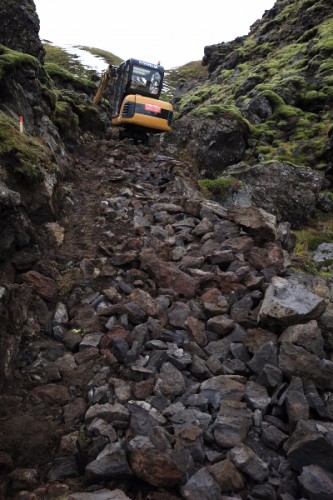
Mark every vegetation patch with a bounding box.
[0,111,55,180]
[0,44,39,79]
[45,62,96,93]
[198,177,242,198]
[292,215,333,276]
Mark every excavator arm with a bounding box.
[93,65,117,105]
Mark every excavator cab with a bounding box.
[94,58,173,143]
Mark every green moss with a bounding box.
[0,111,55,180]
[78,46,123,66]
[0,44,39,80]
[53,101,79,136]
[198,177,241,198]
[45,62,96,92]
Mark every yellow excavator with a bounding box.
[93,58,173,143]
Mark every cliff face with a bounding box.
[171,0,333,180]
[0,0,44,63]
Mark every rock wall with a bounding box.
[0,0,44,63]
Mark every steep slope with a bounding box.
[1,1,333,499]
[172,0,333,175]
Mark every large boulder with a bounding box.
[0,0,44,62]
[215,161,324,228]
[172,114,249,178]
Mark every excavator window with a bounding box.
[129,64,162,96]
[110,59,165,116]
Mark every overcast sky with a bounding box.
[34,0,276,70]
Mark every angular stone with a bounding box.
[244,328,278,354]
[88,418,117,442]
[208,458,244,491]
[140,249,199,299]
[227,206,277,242]
[207,315,235,336]
[228,444,269,483]
[285,377,309,428]
[33,384,70,405]
[48,457,79,481]
[185,316,207,346]
[68,489,131,500]
[279,320,324,357]
[154,362,186,400]
[256,364,283,389]
[200,376,245,407]
[213,401,252,448]
[299,464,333,500]
[261,422,289,451]
[85,403,129,425]
[180,468,221,500]
[21,271,57,301]
[244,381,270,412]
[85,442,132,480]
[279,342,333,390]
[258,276,326,326]
[247,341,278,375]
[168,301,191,328]
[174,422,205,463]
[128,401,164,436]
[129,436,190,487]
[303,380,330,420]
[284,419,333,472]
[129,288,160,317]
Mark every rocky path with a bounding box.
[1,134,333,499]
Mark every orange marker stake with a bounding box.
[19,115,23,133]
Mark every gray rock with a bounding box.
[200,376,245,407]
[285,377,309,428]
[279,342,333,390]
[85,442,132,480]
[48,457,79,481]
[88,418,117,443]
[154,362,186,400]
[227,206,277,242]
[258,276,326,326]
[68,489,131,500]
[261,422,289,450]
[85,403,130,425]
[284,419,333,472]
[180,467,222,500]
[279,321,324,357]
[313,243,333,263]
[207,315,235,336]
[228,444,269,483]
[298,464,333,500]
[244,380,271,412]
[247,341,278,375]
[213,401,252,448]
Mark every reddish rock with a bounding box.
[33,384,70,405]
[20,271,57,301]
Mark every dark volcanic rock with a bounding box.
[0,0,44,62]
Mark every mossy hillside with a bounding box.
[0,111,56,180]
[44,62,96,94]
[176,0,333,169]
[78,46,123,67]
[0,44,39,80]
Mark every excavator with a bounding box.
[93,58,173,143]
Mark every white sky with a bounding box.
[34,0,276,70]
